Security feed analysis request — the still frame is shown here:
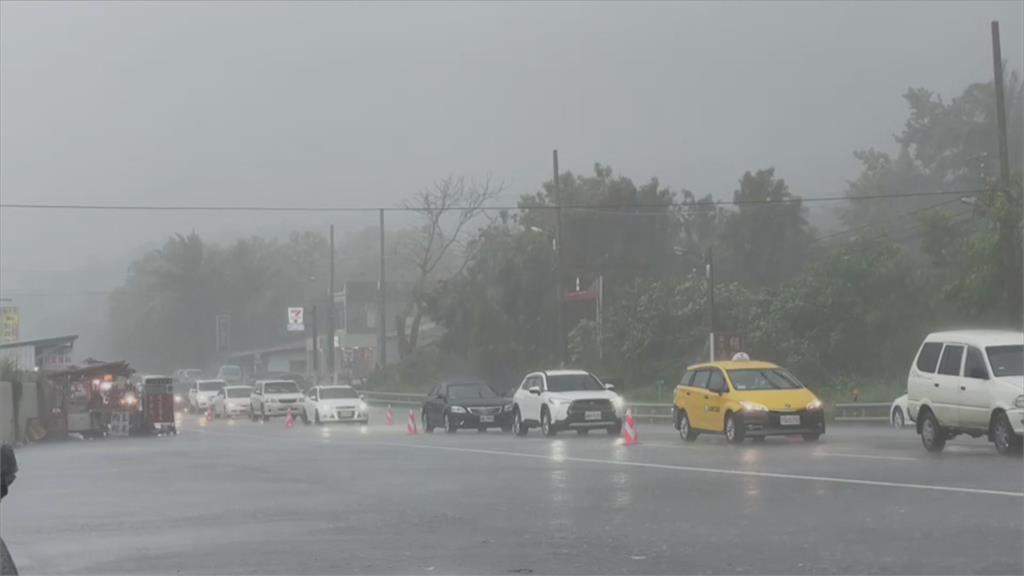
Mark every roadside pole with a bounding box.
[378,209,387,368]
[327,225,335,382]
[706,246,715,362]
[553,149,566,365]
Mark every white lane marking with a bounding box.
[813,451,918,462]
[362,441,1023,498]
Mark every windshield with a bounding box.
[727,369,804,391]
[319,387,358,399]
[448,383,498,400]
[219,366,242,377]
[226,388,251,398]
[183,370,203,379]
[987,345,1023,377]
[198,381,225,392]
[264,381,299,394]
[546,374,605,393]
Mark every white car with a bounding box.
[212,385,253,418]
[907,330,1023,454]
[302,385,369,425]
[190,379,227,413]
[890,394,909,428]
[250,380,304,421]
[511,369,624,437]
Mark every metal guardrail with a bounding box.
[362,392,675,420]
[832,402,891,422]
[362,393,892,424]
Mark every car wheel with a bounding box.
[991,412,1021,455]
[478,426,487,433]
[725,412,744,444]
[541,408,556,437]
[892,407,905,429]
[576,428,589,436]
[261,407,269,423]
[501,422,513,433]
[315,410,322,425]
[513,409,528,437]
[678,410,698,442]
[801,433,820,442]
[919,409,946,453]
[302,411,310,425]
[444,412,457,434]
[752,436,766,443]
[422,410,434,433]
[607,422,622,435]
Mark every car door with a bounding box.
[427,385,446,426]
[908,341,943,422]
[702,369,729,432]
[957,346,992,431]
[683,370,710,428]
[520,375,543,423]
[933,343,966,426]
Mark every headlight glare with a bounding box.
[740,401,768,412]
[806,399,823,410]
[450,406,467,414]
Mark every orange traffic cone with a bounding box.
[386,405,394,426]
[623,409,638,445]
[406,409,418,436]
[286,409,295,429]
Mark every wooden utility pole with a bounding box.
[991,21,1011,190]
[706,246,715,362]
[553,149,566,365]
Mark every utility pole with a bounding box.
[990,20,1022,325]
[706,246,715,362]
[327,224,335,381]
[553,149,566,365]
[991,21,1011,190]
[310,304,319,382]
[378,209,387,368]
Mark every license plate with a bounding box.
[780,414,800,426]
[479,415,494,423]
[585,411,601,421]
[338,411,354,419]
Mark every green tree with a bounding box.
[717,168,813,287]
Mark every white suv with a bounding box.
[249,380,304,421]
[511,370,624,437]
[906,330,1023,454]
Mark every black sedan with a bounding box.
[421,381,514,433]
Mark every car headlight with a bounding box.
[450,406,467,414]
[548,398,569,407]
[267,397,278,403]
[806,399,823,410]
[174,394,182,403]
[611,396,624,410]
[740,401,768,412]
[1014,395,1024,409]
[502,403,514,412]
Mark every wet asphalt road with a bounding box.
[2,410,1022,575]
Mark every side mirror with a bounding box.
[603,383,615,391]
[528,386,541,395]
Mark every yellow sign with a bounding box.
[0,306,19,343]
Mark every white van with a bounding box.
[906,330,1023,454]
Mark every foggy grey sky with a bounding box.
[2,0,1022,284]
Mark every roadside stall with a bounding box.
[42,360,134,439]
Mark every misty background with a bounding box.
[1,1,1021,360]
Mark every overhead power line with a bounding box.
[0,188,993,213]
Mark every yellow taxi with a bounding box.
[672,360,825,443]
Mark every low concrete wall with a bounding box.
[0,381,41,444]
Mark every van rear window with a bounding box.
[915,342,942,373]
